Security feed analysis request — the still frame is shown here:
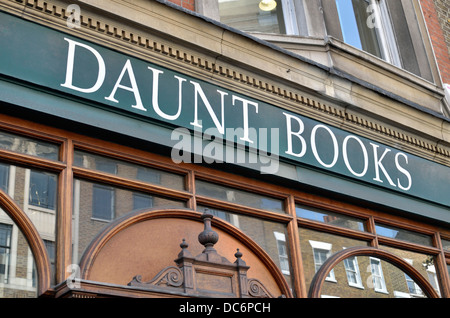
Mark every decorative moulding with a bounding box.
[128,212,280,298]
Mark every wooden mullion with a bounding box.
[187,170,196,210]
[57,138,73,284]
[286,195,306,297]
[433,232,450,298]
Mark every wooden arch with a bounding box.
[308,246,440,298]
[0,190,51,296]
[78,208,292,298]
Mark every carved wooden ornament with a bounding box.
[128,212,279,298]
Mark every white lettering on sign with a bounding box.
[343,135,369,177]
[105,59,146,111]
[60,38,412,192]
[189,81,227,135]
[283,113,412,190]
[61,38,105,93]
[147,66,186,121]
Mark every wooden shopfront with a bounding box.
[0,0,449,299]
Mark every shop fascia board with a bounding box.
[8,0,449,155]
[2,76,449,226]
[129,1,450,149]
[1,0,450,160]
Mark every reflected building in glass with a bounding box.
[0,0,448,299]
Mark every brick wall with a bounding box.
[166,0,195,11]
[421,0,450,84]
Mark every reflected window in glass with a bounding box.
[375,223,432,246]
[0,131,59,160]
[196,180,284,213]
[296,205,366,231]
[29,170,57,210]
[74,150,185,191]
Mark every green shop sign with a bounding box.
[0,11,449,209]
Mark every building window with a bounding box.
[274,232,290,275]
[425,265,441,297]
[218,0,299,35]
[29,170,57,210]
[44,240,55,281]
[370,257,387,293]
[405,273,423,296]
[343,255,363,288]
[335,0,400,66]
[0,223,12,284]
[309,240,336,282]
[92,184,115,221]
[133,193,153,211]
[0,163,9,193]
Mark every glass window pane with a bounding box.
[335,0,383,58]
[336,0,363,49]
[375,223,433,246]
[320,256,430,298]
[447,264,450,283]
[380,245,440,297]
[74,150,185,190]
[196,180,285,213]
[219,0,286,34]
[0,215,37,297]
[296,205,366,231]
[0,130,59,160]
[73,179,186,263]
[197,205,293,288]
[0,163,57,286]
[92,185,114,221]
[298,226,369,293]
[29,170,57,210]
[133,193,153,211]
[0,163,9,193]
[441,238,450,252]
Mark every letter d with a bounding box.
[61,38,106,93]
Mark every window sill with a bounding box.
[250,32,446,120]
[348,283,365,290]
[90,217,113,223]
[374,288,389,295]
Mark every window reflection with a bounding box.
[319,256,432,298]
[74,150,185,191]
[298,227,369,293]
[0,164,56,285]
[296,205,366,231]
[335,0,400,65]
[0,212,37,297]
[375,223,432,246]
[0,131,59,160]
[72,179,185,263]
[343,256,363,288]
[219,0,286,34]
[196,180,285,213]
[381,245,440,297]
[29,171,57,210]
[197,206,293,287]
